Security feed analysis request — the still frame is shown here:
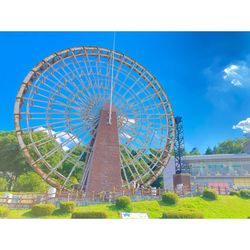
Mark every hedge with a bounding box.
[60,201,76,213]
[0,206,10,218]
[115,196,131,209]
[71,211,108,219]
[162,192,178,205]
[32,204,56,216]
[239,190,250,199]
[162,209,203,219]
[202,188,218,200]
[229,190,239,196]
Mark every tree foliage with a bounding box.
[14,172,48,192]
[205,138,247,155]
[186,147,200,155]
[0,131,31,189]
[0,177,8,191]
[151,174,163,188]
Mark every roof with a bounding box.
[182,153,250,163]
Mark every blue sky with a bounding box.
[0,32,250,153]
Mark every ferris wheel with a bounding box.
[14,46,175,191]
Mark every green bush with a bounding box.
[31,204,56,216]
[115,196,131,209]
[239,190,250,199]
[0,206,10,218]
[162,209,203,219]
[162,192,178,205]
[202,188,218,200]
[229,190,239,196]
[0,177,8,191]
[71,211,108,219]
[60,201,76,213]
[14,172,48,192]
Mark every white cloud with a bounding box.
[33,126,79,151]
[231,79,242,86]
[34,126,47,132]
[223,62,250,87]
[233,118,250,134]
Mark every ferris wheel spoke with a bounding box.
[34,75,88,108]
[26,121,85,148]
[112,57,126,88]
[124,150,148,177]
[44,128,88,180]
[138,155,157,177]
[141,151,160,170]
[82,52,103,102]
[22,119,71,132]
[74,51,103,103]
[22,97,82,112]
[115,72,149,108]
[59,63,95,105]
[95,58,105,100]
[79,127,100,189]
[121,145,144,184]
[30,126,84,162]
[121,165,130,188]
[114,61,137,96]
[123,132,154,154]
[120,151,136,180]
[35,67,89,108]
[28,91,82,115]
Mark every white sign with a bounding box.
[121,212,149,219]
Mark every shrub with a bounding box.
[162,192,178,205]
[202,188,218,200]
[31,204,56,216]
[239,190,250,199]
[229,190,239,196]
[115,196,131,209]
[0,177,8,191]
[14,172,48,192]
[71,211,108,219]
[0,206,10,218]
[162,209,203,219]
[60,201,76,213]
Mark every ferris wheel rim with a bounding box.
[14,45,176,190]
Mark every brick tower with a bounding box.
[83,104,122,195]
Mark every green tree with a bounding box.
[205,147,213,155]
[213,138,246,154]
[187,147,200,155]
[0,177,8,191]
[151,174,163,188]
[14,172,48,192]
[0,131,31,190]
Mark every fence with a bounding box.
[0,188,166,208]
[0,184,233,208]
[0,193,54,209]
[192,184,230,195]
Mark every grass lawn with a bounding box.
[4,195,250,219]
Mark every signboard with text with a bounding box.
[121,212,149,219]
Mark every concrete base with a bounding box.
[173,173,191,193]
